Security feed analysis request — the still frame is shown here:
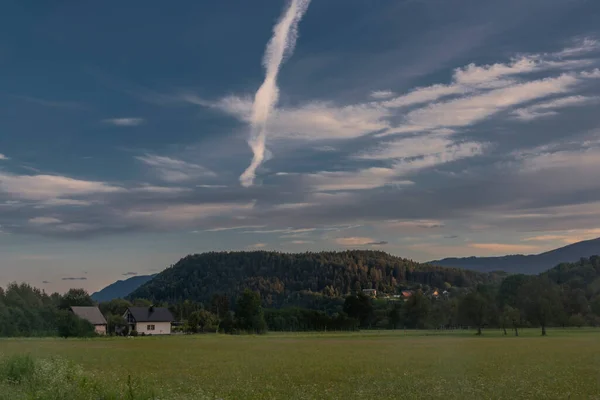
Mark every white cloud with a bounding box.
[0,172,121,200]
[0,154,8,161]
[523,229,600,244]
[381,84,464,108]
[29,217,62,225]
[581,68,600,78]
[386,219,445,229]
[126,202,254,226]
[335,237,382,246]
[248,243,267,249]
[271,202,314,210]
[103,118,145,126]
[370,90,395,99]
[239,0,312,187]
[136,154,215,182]
[211,96,391,140]
[512,95,599,121]
[205,225,266,232]
[397,74,577,131]
[555,37,599,58]
[306,167,413,191]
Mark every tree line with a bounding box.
[2,256,599,337]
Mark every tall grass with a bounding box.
[0,354,164,400]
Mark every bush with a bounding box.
[0,354,35,384]
[56,311,96,338]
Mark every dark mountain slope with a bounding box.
[128,250,504,307]
[91,274,156,302]
[430,237,600,274]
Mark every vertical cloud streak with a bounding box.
[240,0,311,187]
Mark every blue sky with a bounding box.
[2,0,600,293]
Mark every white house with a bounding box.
[123,306,174,335]
[70,306,107,335]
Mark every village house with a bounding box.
[123,306,174,335]
[70,306,107,335]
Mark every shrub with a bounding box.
[0,354,35,384]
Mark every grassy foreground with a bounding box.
[1,329,599,399]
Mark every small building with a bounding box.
[123,306,174,336]
[70,306,107,335]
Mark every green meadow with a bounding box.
[1,329,599,399]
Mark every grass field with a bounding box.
[1,329,599,399]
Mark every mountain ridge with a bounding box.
[430,237,600,274]
[91,274,156,302]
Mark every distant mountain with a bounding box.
[430,237,600,274]
[128,250,505,309]
[91,274,156,302]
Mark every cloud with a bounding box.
[136,154,215,182]
[287,240,314,244]
[61,277,87,281]
[205,225,266,232]
[386,219,445,229]
[468,243,540,254]
[335,237,386,246]
[248,243,267,249]
[240,0,312,187]
[392,74,578,133]
[512,95,599,121]
[381,84,465,108]
[42,281,50,284]
[122,272,138,276]
[126,202,255,227]
[29,217,61,225]
[370,90,395,99]
[581,69,600,78]
[103,118,145,126]
[0,172,121,201]
[0,154,9,161]
[523,229,600,244]
[306,168,413,191]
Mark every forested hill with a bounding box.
[128,250,505,307]
[430,237,600,274]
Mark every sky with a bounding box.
[2,0,600,293]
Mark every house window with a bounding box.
[147,325,155,331]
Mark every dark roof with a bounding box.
[71,306,107,325]
[127,307,174,323]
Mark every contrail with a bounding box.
[240,0,311,187]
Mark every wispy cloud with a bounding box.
[512,95,599,121]
[136,154,215,182]
[61,277,87,281]
[240,0,311,187]
[122,272,138,276]
[386,219,445,229]
[248,243,267,249]
[370,90,395,99]
[28,217,62,225]
[335,237,387,246]
[0,154,9,161]
[103,118,145,126]
[306,168,413,191]
[0,172,121,201]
